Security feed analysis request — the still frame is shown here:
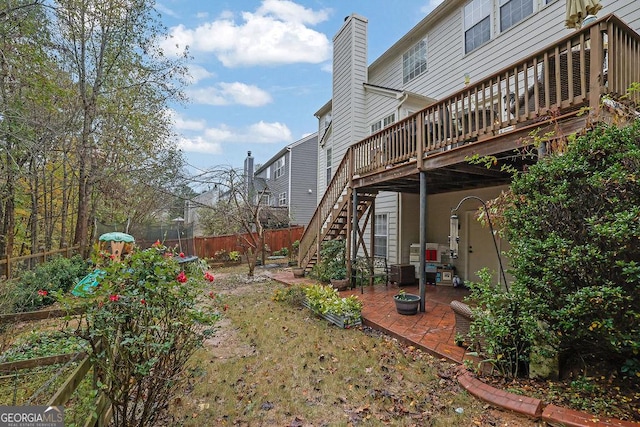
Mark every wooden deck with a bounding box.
[298,15,640,274]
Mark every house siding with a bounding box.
[318,0,640,275]
[332,14,368,161]
[289,134,318,226]
[254,133,319,227]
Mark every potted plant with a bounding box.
[292,265,306,278]
[393,289,421,315]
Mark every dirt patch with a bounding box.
[202,318,255,360]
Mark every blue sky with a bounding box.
[155,0,444,173]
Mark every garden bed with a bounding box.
[302,300,361,329]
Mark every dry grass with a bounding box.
[168,265,535,426]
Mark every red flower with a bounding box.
[223,304,229,311]
[208,291,215,299]
[109,294,120,302]
[140,299,146,305]
[110,254,116,260]
[152,240,161,247]
[179,252,185,258]
[204,272,215,282]
[37,289,48,297]
[176,271,188,283]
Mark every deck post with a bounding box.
[588,22,604,116]
[419,170,427,312]
[351,190,358,288]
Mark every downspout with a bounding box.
[287,147,292,220]
[396,92,409,120]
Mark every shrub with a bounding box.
[505,120,640,365]
[11,255,90,312]
[309,239,347,282]
[57,244,219,426]
[466,269,552,377]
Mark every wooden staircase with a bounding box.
[298,147,377,273]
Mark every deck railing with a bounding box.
[298,149,352,268]
[299,14,640,270]
[352,14,639,177]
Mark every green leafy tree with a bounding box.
[51,0,188,254]
[505,120,640,366]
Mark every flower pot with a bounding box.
[292,267,305,278]
[330,278,349,291]
[393,294,421,315]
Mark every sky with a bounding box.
[155,0,445,175]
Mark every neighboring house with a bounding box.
[253,132,319,227]
[301,0,640,293]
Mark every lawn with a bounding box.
[168,265,534,426]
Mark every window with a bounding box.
[402,39,427,84]
[274,156,285,179]
[261,193,271,206]
[374,214,388,258]
[464,0,491,53]
[323,113,332,130]
[370,113,396,135]
[500,0,533,32]
[278,192,287,206]
[326,148,332,185]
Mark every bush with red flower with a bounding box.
[57,244,220,427]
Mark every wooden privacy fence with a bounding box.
[0,245,82,280]
[194,226,304,259]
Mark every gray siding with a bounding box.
[289,134,318,226]
[254,133,319,227]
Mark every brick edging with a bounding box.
[455,366,640,426]
[455,366,544,419]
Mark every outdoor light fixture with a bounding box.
[449,213,459,259]
[450,196,509,291]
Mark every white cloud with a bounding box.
[186,82,272,106]
[247,121,292,143]
[177,121,292,154]
[162,0,332,67]
[196,11,209,19]
[178,136,223,154]
[186,64,214,84]
[168,110,206,131]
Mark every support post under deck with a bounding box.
[419,171,427,312]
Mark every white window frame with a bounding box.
[499,0,534,32]
[374,213,388,258]
[464,0,491,54]
[261,193,271,206]
[464,0,544,54]
[323,112,332,130]
[402,38,428,84]
[370,113,396,135]
[278,192,286,206]
[326,147,332,186]
[274,156,285,179]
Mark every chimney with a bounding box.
[244,151,254,195]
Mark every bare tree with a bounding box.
[195,167,290,277]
